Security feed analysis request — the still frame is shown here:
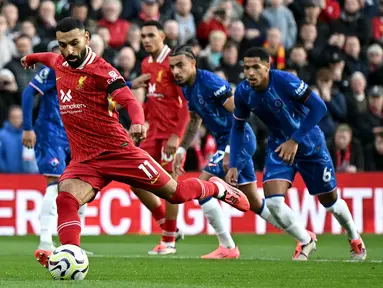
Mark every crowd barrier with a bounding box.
[0,172,382,235]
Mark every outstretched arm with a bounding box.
[23,53,59,69]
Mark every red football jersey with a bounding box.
[30,48,135,163]
[141,45,189,139]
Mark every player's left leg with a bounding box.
[298,148,366,261]
[101,148,249,213]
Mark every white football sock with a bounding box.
[266,197,311,245]
[257,199,281,229]
[200,198,235,249]
[325,198,359,240]
[78,203,87,227]
[40,184,58,244]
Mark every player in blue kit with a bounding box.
[21,42,88,253]
[170,45,280,259]
[227,47,366,261]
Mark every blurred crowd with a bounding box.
[0,0,382,173]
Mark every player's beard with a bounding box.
[66,47,88,68]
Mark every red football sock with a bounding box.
[169,178,219,204]
[151,204,166,229]
[56,192,81,246]
[161,219,177,244]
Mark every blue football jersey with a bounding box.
[234,70,322,147]
[182,69,234,148]
[30,66,67,139]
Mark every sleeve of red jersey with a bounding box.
[26,53,59,69]
[172,86,190,137]
[94,62,145,125]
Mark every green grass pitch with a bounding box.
[0,234,382,287]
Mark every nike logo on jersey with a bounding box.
[150,174,160,185]
[56,77,61,81]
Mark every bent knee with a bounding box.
[265,196,285,212]
[58,179,96,205]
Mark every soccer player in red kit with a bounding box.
[21,17,249,269]
[130,21,189,255]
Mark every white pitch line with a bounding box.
[89,254,383,263]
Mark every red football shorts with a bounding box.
[139,136,175,173]
[59,145,172,192]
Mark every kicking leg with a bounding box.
[264,180,316,261]
[38,176,59,251]
[318,190,366,260]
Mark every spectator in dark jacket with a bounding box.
[0,106,38,173]
[327,124,364,172]
[364,130,383,171]
[358,85,383,145]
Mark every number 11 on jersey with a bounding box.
[138,160,159,180]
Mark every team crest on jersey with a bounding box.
[49,158,60,167]
[77,76,87,90]
[156,70,164,83]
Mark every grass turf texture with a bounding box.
[0,234,382,288]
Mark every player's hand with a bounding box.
[164,134,179,156]
[131,74,151,89]
[129,124,147,144]
[225,167,238,186]
[22,130,36,149]
[174,152,186,176]
[20,55,35,70]
[275,138,298,165]
[223,152,230,173]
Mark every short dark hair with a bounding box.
[170,45,196,60]
[56,17,85,33]
[243,47,270,62]
[223,40,238,51]
[142,20,164,31]
[15,33,31,42]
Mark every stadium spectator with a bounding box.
[327,124,364,172]
[263,0,297,49]
[358,85,383,145]
[227,20,248,58]
[1,3,19,34]
[199,30,227,71]
[364,130,383,171]
[0,105,37,173]
[0,69,20,126]
[330,0,372,47]
[35,1,57,48]
[135,0,163,27]
[263,27,285,70]
[316,67,347,138]
[242,0,270,48]
[99,0,130,48]
[4,34,35,93]
[300,0,330,42]
[346,72,369,137]
[173,0,196,45]
[368,43,383,86]
[287,45,316,85]
[197,1,231,46]
[164,20,179,50]
[343,36,368,78]
[217,41,243,84]
[0,15,16,69]
[115,46,140,81]
[298,22,324,67]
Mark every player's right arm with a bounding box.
[174,111,203,175]
[226,84,251,185]
[21,53,59,69]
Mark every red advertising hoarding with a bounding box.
[0,173,382,235]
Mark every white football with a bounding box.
[48,244,89,280]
